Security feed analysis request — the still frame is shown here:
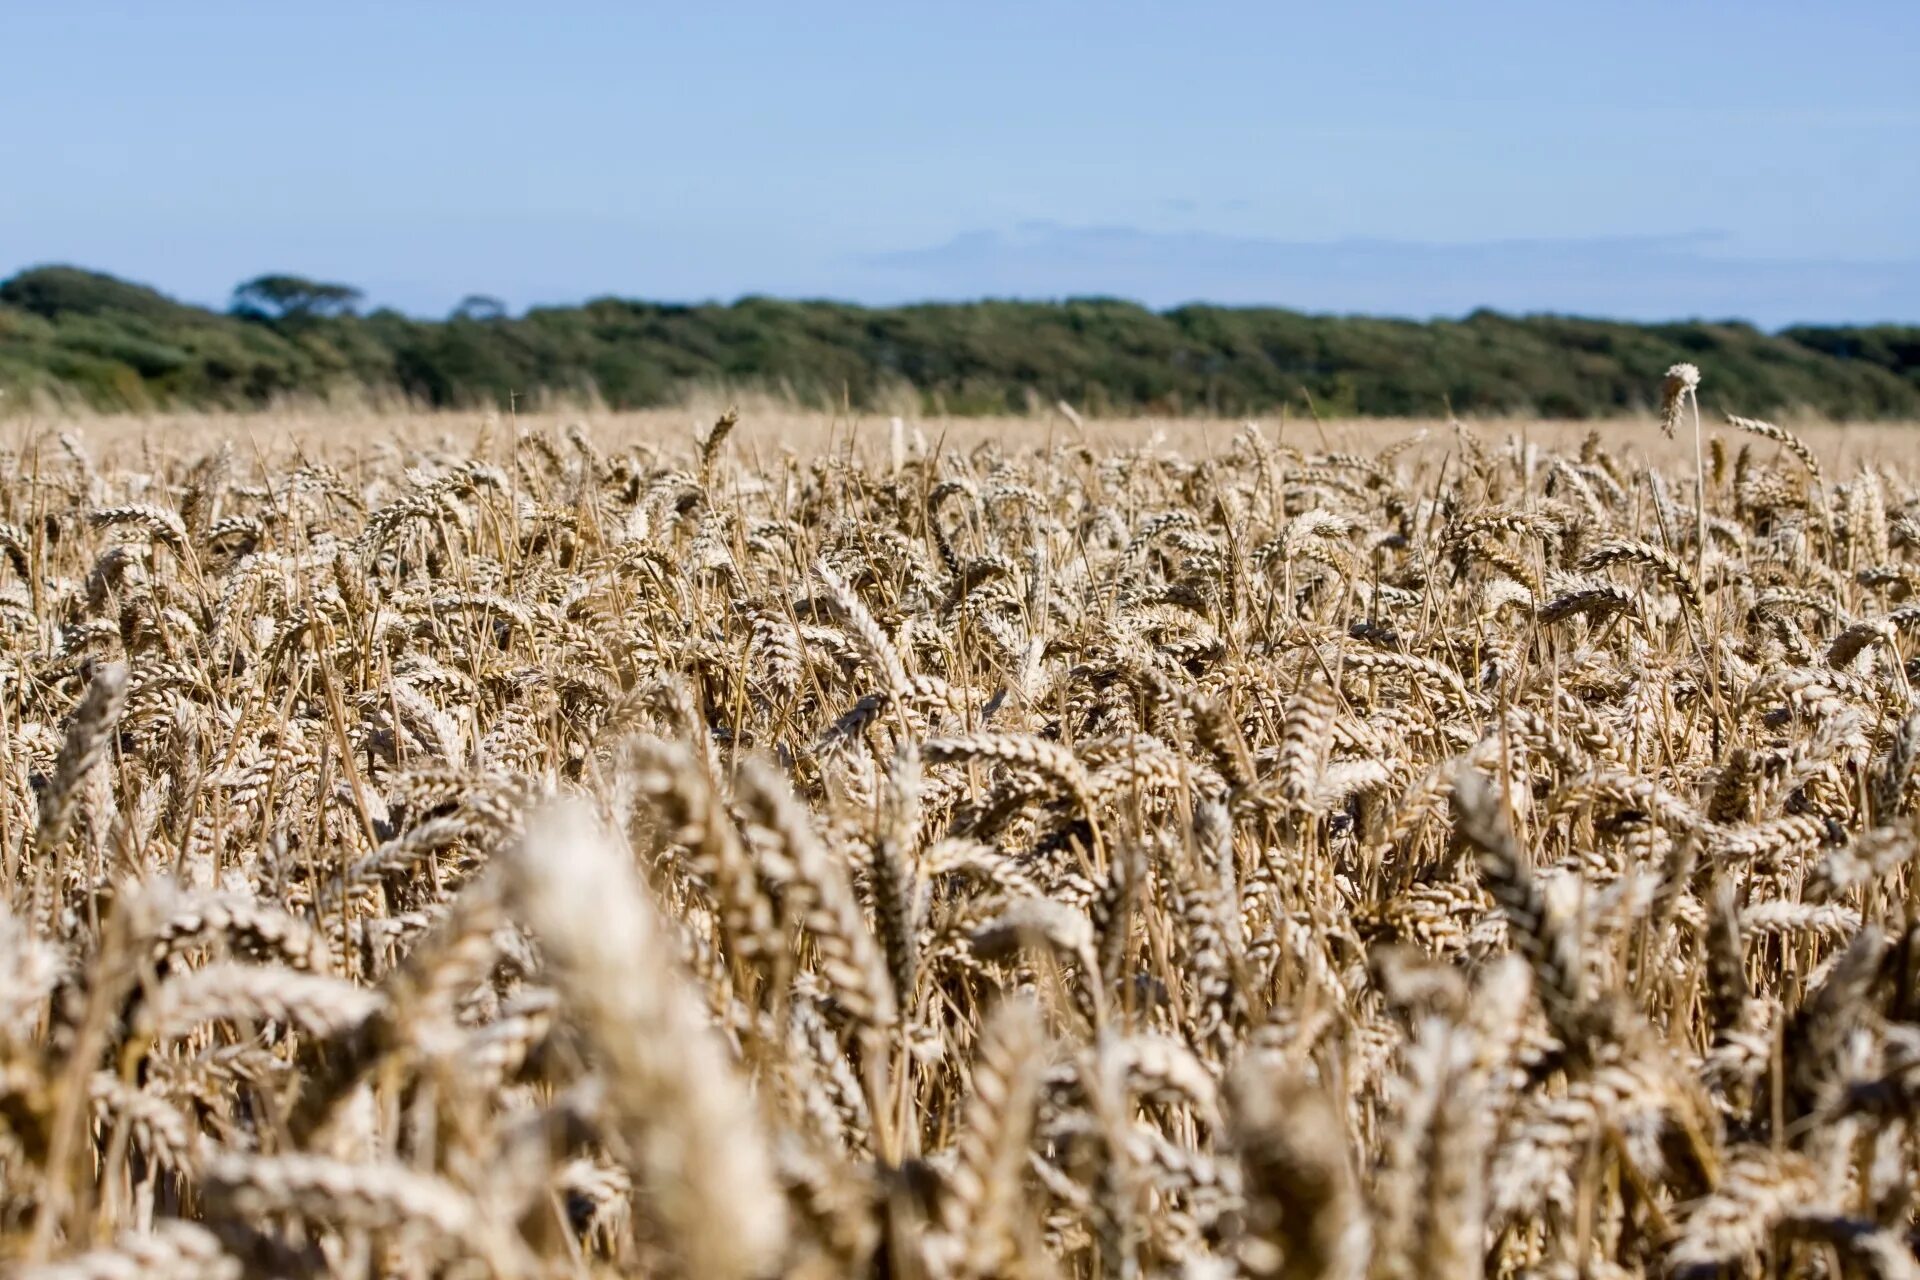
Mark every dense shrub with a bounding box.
[3,264,1918,417]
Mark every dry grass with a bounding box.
[1,396,1919,1277]
[25,402,1920,472]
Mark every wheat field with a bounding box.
[2,387,1920,1279]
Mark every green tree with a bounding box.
[231,274,364,322]
[452,295,507,321]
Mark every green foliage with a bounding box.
[3,263,1919,418]
[452,295,507,321]
[1782,324,1920,392]
[1,265,202,323]
[231,273,364,321]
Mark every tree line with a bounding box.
[3,264,1917,418]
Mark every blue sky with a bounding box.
[3,2,1917,326]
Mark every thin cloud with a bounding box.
[856,224,1920,327]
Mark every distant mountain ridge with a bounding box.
[4,264,1918,418]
